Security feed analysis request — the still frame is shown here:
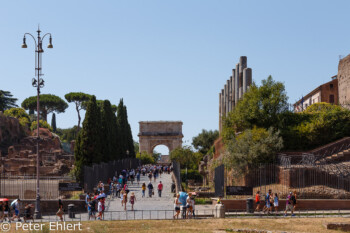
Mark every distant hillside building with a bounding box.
[294,76,338,112]
[338,54,350,108]
[219,56,252,132]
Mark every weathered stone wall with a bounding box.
[338,54,350,107]
[0,113,24,155]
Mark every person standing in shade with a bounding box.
[147,181,154,198]
[157,181,163,197]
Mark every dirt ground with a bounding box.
[3,217,350,233]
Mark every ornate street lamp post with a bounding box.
[21,27,53,219]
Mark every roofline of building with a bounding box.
[293,77,337,106]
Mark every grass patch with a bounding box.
[194,198,212,205]
[4,217,349,233]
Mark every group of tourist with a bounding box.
[82,164,170,220]
[255,190,297,216]
[0,199,35,223]
[173,192,196,219]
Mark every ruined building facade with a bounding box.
[338,54,350,108]
[219,56,252,133]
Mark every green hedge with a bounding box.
[180,169,203,182]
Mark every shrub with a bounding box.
[180,169,203,182]
[30,120,53,131]
[136,152,155,165]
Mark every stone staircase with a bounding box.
[316,148,350,164]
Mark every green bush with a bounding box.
[56,126,78,143]
[180,169,203,182]
[280,103,350,150]
[136,152,155,165]
[4,107,30,128]
[30,120,53,131]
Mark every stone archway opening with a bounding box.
[138,121,183,156]
[152,144,170,162]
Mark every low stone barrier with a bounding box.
[10,199,86,214]
[324,223,350,231]
[212,199,350,211]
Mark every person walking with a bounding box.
[186,193,193,218]
[284,192,294,216]
[173,193,181,219]
[141,182,146,198]
[88,198,96,220]
[148,172,153,182]
[56,199,64,221]
[136,172,141,185]
[3,201,10,222]
[273,193,279,214]
[255,191,261,212]
[292,191,297,215]
[157,181,163,197]
[97,199,103,220]
[147,182,154,198]
[120,190,125,207]
[129,192,136,211]
[11,199,21,221]
[123,192,128,211]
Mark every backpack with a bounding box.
[265,194,269,202]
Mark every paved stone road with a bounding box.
[107,172,174,212]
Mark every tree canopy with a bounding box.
[101,100,118,162]
[223,127,283,175]
[0,90,18,112]
[4,107,30,129]
[170,146,202,169]
[192,129,219,155]
[74,95,103,182]
[64,92,92,130]
[21,94,68,121]
[223,76,288,138]
[116,99,135,158]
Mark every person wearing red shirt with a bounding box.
[157,181,163,197]
[255,191,261,212]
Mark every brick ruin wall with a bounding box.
[338,54,350,107]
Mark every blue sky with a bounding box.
[1,1,349,154]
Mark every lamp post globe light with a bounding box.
[22,27,53,219]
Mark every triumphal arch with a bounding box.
[138,121,183,154]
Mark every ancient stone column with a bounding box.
[230,74,234,110]
[235,64,240,105]
[224,84,228,116]
[219,92,222,132]
[243,68,252,94]
[227,79,231,113]
[239,56,247,70]
[221,89,225,121]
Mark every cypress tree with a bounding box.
[74,95,103,176]
[101,100,118,162]
[51,113,57,133]
[116,99,135,158]
[123,105,135,158]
